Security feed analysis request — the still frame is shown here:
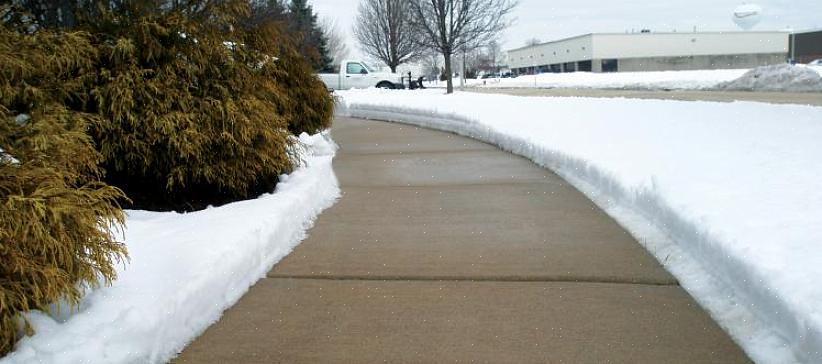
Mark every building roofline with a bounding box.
[792,28,822,34]
[507,30,791,53]
[507,33,594,52]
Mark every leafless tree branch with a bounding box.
[354,0,425,73]
[321,17,350,66]
[409,0,516,93]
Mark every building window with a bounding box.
[577,60,592,72]
[601,59,618,73]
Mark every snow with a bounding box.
[0,147,19,165]
[717,64,822,92]
[2,132,340,364]
[337,89,822,364]
[425,66,822,92]
[471,69,749,90]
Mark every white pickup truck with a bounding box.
[319,60,405,90]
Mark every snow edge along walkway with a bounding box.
[1,132,341,364]
[337,95,814,364]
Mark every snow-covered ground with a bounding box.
[1,133,340,364]
[425,64,822,91]
[337,89,822,364]
[475,68,749,90]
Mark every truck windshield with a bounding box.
[346,63,368,74]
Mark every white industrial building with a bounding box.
[508,31,789,74]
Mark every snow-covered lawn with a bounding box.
[1,133,340,364]
[428,65,822,91]
[476,68,749,90]
[338,89,822,364]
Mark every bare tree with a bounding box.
[321,17,350,66]
[419,49,442,82]
[486,39,501,72]
[525,37,541,46]
[354,0,424,73]
[409,0,517,93]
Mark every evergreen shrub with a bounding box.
[274,49,335,136]
[0,27,127,355]
[85,2,298,210]
[0,1,335,354]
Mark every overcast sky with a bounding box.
[309,0,822,59]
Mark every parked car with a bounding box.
[809,59,822,66]
[319,60,405,90]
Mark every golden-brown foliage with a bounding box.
[0,27,127,355]
[275,49,335,135]
[83,1,319,209]
[0,0,335,355]
[244,16,334,136]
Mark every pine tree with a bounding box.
[287,0,333,72]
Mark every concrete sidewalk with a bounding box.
[173,117,750,363]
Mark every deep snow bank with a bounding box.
[1,133,340,364]
[717,64,822,92]
[337,89,822,364]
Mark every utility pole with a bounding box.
[461,50,466,88]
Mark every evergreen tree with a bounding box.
[287,0,333,72]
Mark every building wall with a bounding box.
[508,35,593,70]
[508,31,790,74]
[790,30,822,63]
[592,32,788,59]
[607,53,787,72]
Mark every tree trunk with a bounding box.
[389,64,397,73]
[444,52,453,94]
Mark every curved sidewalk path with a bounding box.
[174,117,750,363]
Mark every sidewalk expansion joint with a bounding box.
[337,148,495,156]
[265,273,679,287]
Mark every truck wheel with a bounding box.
[376,81,394,89]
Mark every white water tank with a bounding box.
[733,3,763,30]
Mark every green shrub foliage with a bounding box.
[0,27,127,355]
[83,1,302,210]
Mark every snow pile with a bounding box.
[1,132,340,364]
[474,69,749,90]
[337,89,822,363]
[717,64,822,92]
[719,64,822,91]
[0,147,18,165]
